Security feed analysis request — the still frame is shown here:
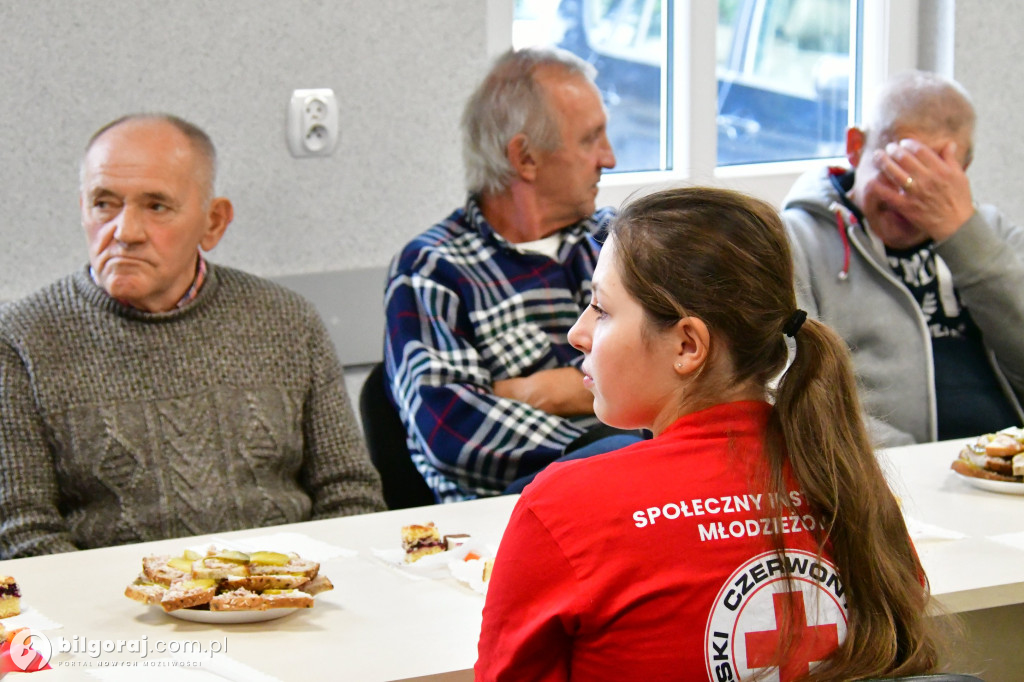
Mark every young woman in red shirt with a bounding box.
[476,187,940,681]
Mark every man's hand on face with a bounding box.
[870,137,975,243]
[493,367,594,417]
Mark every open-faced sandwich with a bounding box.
[951,426,1024,483]
[124,547,333,612]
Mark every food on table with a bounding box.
[124,577,167,605]
[443,533,471,551]
[193,554,251,581]
[951,427,1024,483]
[399,523,496,589]
[298,574,334,596]
[401,522,446,563]
[222,573,309,591]
[162,578,218,611]
[211,579,328,611]
[249,551,290,566]
[124,547,331,612]
[210,588,266,611]
[0,576,21,618]
[448,552,496,594]
[259,589,314,609]
[249,553,319,578]
[143,553,190,585]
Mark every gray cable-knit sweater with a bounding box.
[0,264,385,558]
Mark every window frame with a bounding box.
[488,0,921,207]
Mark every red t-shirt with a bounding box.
[476,402,848,681]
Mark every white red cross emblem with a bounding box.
[704,549,848,681]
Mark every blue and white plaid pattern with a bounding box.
[384,196,614,502]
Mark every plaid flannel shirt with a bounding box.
[384,196,614,502]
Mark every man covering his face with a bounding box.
[782,71,1024,445]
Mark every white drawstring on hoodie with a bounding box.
[827,201,960,317]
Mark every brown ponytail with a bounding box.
[612,186,939,680]
[768,318,939,679]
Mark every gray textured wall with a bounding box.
[0,0,484,301]
[0,1,1017,309]
[954,0,1024,223]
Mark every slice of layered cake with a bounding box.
[0,576,21,618]
[401,522,445,563]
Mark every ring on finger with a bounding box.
[903,176,914,191]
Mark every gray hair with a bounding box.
[865,70,976,164]
[81,113,218,203]
[461,46,598,195]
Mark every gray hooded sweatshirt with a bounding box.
[781,166,1024,446]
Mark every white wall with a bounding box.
[0,0,485,301]
[0,1,1018,314]
[954,0,1024,222]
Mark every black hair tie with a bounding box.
[783,309,807,337]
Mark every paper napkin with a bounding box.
[371,538,498,583]
[369,548,434,580]
[0,604,63,633]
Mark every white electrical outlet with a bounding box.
[287,88,339,157]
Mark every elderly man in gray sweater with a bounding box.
[0,114,384,559]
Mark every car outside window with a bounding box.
[514,0,857,172]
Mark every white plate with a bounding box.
[952,471,1024,495]
[160,606,299,624]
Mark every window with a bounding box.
[520,0,669,173]
[500,0,918,206]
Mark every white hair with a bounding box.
[865,70,976,163]
[461,46,598,195]
[80,113,218,204]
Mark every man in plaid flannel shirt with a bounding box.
[384,47,630,502]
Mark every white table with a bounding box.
[880,439,1024,613]
[0,497,518,681]
[3,437,1023,681]
[879,439,1024,681]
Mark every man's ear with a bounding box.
[199,197,234,251]
[671,316,711,377]
[959,141,973,171]
[846,127,866,167]
[507,133,538,182]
